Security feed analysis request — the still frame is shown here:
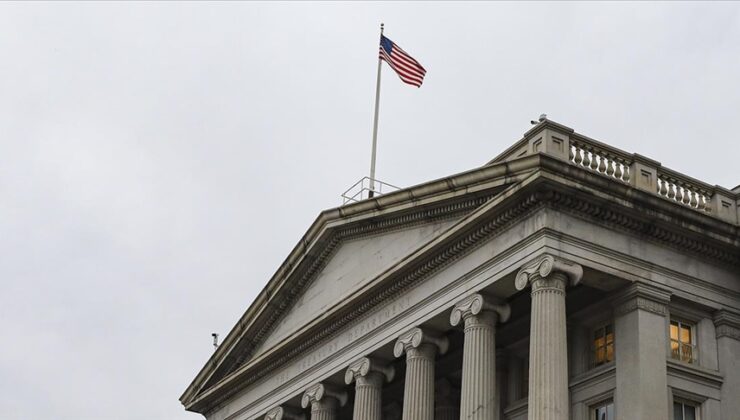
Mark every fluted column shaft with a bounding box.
[527,274,568,420]
[515,255,582,420]
[462,313,497,419]
[301,383,347,420]
[450,293,510,420]
[394,328,448,420]
[403,344,436,420]
[352,373,382,420]
[310,399,338,420]
[346,357,394,420]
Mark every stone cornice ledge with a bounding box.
[714,309,740,340]
[611,282,672,317]
[666,359,724,389]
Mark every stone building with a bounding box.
[180,119,740,420]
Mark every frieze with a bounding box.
[715,324,740,341]
[614,296,668,317]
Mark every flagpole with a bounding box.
[368,23,384,199]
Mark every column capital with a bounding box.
[264,406,306,420]
[344,356,395,385]
[393,327,449,358]
[612,282,672,317]
[714,309,740,341]
[300,383,348,409]
[515,254,583,291]
[450,293,511,326]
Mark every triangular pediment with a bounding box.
[182,156,539,410]
[252,217,462,356]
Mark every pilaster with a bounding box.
[612,282,671,420]
[713,310,740,420]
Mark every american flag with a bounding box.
[379,35,426,88]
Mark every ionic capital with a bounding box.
[450,293,511,326]
[515,254,583,291]
[300,382,348,409]
[393,327,449,358]
[264,406,306,420]
[344,356,395,385]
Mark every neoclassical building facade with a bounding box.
[181,119,740,420]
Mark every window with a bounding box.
[593,324,614,366]
[670,320,697,363]
[673,400,698,420]
[592,401,614,420]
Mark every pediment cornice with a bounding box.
[183,154,740,414]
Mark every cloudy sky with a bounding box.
[1,2,739,419]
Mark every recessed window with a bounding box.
[673,400,698,420]
[670,320,696,364]
[593,324,614,366]
[592,400,614,420]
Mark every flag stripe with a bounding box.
[380,49,423,86]
[379,49,424,82]
[378,35,426,87]
[379,49,424,86]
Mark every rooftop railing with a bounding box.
[341,177,400,205]
[493,120,739,225]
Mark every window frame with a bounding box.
[673,398,700,420]
[590,399,614,420]
[670,318,698,364]
[591,322,615,368]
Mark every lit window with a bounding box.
[670,320,696,363]
[674,400,698,420]
[592,401,614,420]
[593,324,614,366]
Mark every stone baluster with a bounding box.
[515,255,583,420]
[345,357,394,420]
[301,383,348,420]
[450,293,511,420]
[394,327,449,420]
[265,406,307,420]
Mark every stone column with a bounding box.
[714,310,740,420]
[345,357,394,420]
[515,254,583,420]
[435,379,460,420]
[450,293,511,420]
[612,282,671,420]
[265,406,306,420]
[301,383,348,420]
[394,327,449,420]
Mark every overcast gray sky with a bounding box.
[1,2,739,419]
